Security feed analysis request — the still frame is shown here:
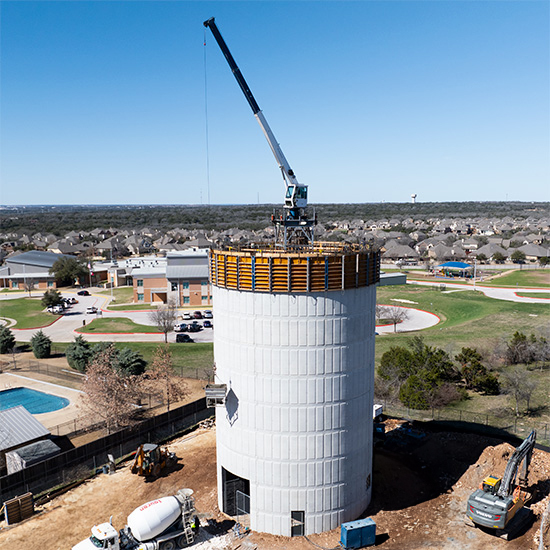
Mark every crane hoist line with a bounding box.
[203,17,316,249]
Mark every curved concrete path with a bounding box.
[409,280,550,304]
[376,304,440,335]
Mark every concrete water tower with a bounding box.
[411,193,417,204]
[209,243,380,536]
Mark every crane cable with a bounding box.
[203,28,211,206]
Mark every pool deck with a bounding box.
[0,373,84,433]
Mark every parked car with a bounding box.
[77,290,90,296]
[48,304,64,314]
[182,312,192,320]
[174,322,188,332]
[176,333,194,343]
[86,306,98,314]
[203,310,213,319]
[68,297,78,304]
[203,320,213,328]
[193,311,203,319]
[187,322,202,333]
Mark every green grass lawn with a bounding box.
[479,268,550,288]
[375,286,549,361]
[79,317,160,333]
[107,303,159,311]
[515,292,550,299]
[0,297,59,328]
[96,286,135,303]
[0,288,27,293]
[45,340,214,378]
[119,342,214,376]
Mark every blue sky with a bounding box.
[1,1,548,206]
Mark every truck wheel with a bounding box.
[153,464,161,477]
[177,535,189,547]
[160,541,176,550]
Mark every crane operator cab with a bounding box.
[285,184,308,211]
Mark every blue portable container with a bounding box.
[340,518,376,549]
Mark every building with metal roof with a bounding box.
[0,405,50,474]
[0,250,74,290]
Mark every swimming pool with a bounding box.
[0,387,70,414]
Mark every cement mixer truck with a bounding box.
[72,489,198,550]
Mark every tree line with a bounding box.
[2,202,548,236]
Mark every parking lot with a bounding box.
[7,290,214,344]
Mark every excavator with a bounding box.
[467,430,536,539]
[203,17,316,248]
[130,443,175,478]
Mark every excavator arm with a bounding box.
[497,430,536,498]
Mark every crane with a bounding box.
[203,17,316,247]
[467,430,536,539]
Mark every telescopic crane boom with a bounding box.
[203,17,315,247]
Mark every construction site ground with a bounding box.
[1,420,549,550]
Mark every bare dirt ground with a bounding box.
[1,422,549,550]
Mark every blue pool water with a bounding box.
[0,387,69,414]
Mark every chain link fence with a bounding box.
[383,403,550,447]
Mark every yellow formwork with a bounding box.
[210,243,380,293]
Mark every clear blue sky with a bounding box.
[1,1,548,206]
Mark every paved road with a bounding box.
[3,277,546,343]
[3,289,214,344]
[409,280,550,303]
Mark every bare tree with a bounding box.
[79,344,141,432]
[384,306,410,333]
[502,367,538,416]
[23,279,36,297]
[148,299,178,343]
[143,345,189,412]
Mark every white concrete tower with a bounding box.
[209,243,380,537]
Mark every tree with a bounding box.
[148,300,178,343]
[383,306,409,333]
[23,279,36,297]
[476,253,487,263]
[41,288,63,308]
[143,345,189,411]
[506,331,538,365]
[455,347,499,395]
[49,256,89,287]
[115,347,147,376]
[511,250,526,263]
[80,345,141,432]
[378,336,459,410]
[30,330,52,359]
[539,256,549,267]
[0,326,15,354]
[502,367,537,416]
[66,335,92,372]
[492,252,506,264]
